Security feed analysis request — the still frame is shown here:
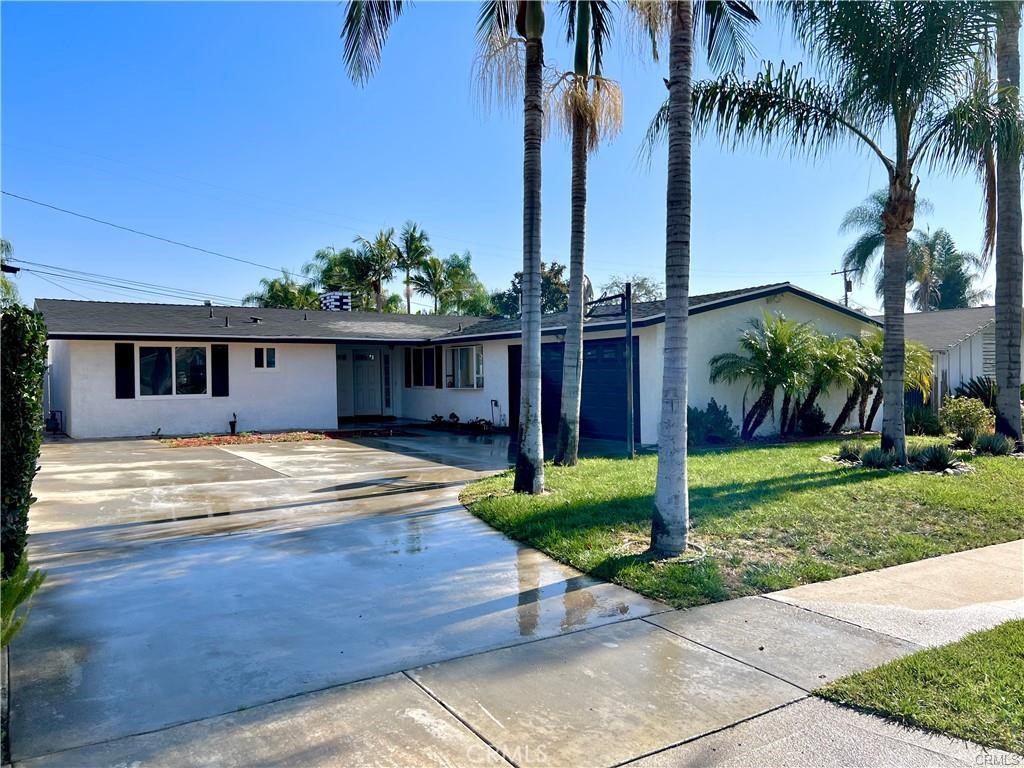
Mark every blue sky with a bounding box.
[2,1,987,314]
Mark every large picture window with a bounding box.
[139,345,208,396]
[448,345,483,389]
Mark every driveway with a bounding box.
[9,432,662,763]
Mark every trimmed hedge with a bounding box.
[1,305,47,577]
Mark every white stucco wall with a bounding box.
[650,293,876,440]
[47,339,72,435]
[397,341,514,428]
[59,339,337,438]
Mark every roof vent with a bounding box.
[208,307,214,318]
[250,316,262,324]
[224,315,230,328]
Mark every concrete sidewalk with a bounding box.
[17,540,1022,767]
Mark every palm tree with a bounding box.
[709,313,818,441]
[640,0,758,556]
[341,0,546,493]
[303,246,374,309]
[838,189,933,287]
[552,0,621,467]
[243,272,321,310]
[443,251,478,314]
[795,334,862,431]
[900,229,988,311]
[353,228,398,312]
[410,256,449,313]
[396,221,432,314]
[994,2,1023,446]
[689,1,1000,464]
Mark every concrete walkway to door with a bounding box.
[8,431,1021,766]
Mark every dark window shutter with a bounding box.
[254,347,264,368]
[114,343,135,399]
[434,346,444,389]
[212,344,229,397]
[404,348,412,388]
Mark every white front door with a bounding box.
[352,350,382,416]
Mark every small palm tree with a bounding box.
[303,246,373,309]
[689,1,1005,463]
[709,313,818,440]
[795,335,863,431]
[396,221,432,314]
[842,330,933,432]
[353,228,398,312]
[551,0,622,467]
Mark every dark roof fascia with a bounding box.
[47,333,426,345]
[707,283,882,326]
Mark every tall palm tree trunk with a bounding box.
[880,174,915,462]
[651,0,693,556]
[513,25,546,494]
[405,269,412,314]
[554,109,588,466]
[995,3,1023,447]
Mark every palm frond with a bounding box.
[548,74,623,151]
[696,0,758,74]
[841,232,885,284]
[638,96,670,165]
[692,62,890,166]
[341,0,405,86]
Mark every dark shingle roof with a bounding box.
[36,282,878,344]
[870,306,995,352]
[439,282,878,340]
[35,299,485,342]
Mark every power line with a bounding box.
[19,267,239,304]
[10,258,246,304]
[22,270,91,300]
[2,191,293,274]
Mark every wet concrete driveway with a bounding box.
[10,433,663,762]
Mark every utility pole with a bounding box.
[831,268,855,307]
[624,282,635,459]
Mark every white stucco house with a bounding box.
[37,282,879,442]
[875,306,1023,412]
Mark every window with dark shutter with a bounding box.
[434,346,444,389]
[212,344,229,397]
[114,343,135,399]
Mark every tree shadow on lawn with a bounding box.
[476,465,880,607]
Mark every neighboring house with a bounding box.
[37,282,879,442]
[872,306,1023,411]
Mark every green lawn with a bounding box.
[818,620,1024,753]
[461,438,1024,608]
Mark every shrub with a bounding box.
[860,447,899,469]
[1,305,47,577]
[941,396,995,447]
[974,433,1014,456]
[837,441,864,462]
[955,376,998,409]
[1,554,46,647]
[907,443,958,472]
[688,399,739,447]
[798,404,829,436]
[906,405,942,436]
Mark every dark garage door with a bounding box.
[508,337,640,442]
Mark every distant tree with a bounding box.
[599,273,665,302]
[898,229,988,311]
[460,283,496,316]
[396,221,432,314]
[0,239,19,306]
[491,262,570,317]
[243,271,320,310]
[303,246,376,310]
